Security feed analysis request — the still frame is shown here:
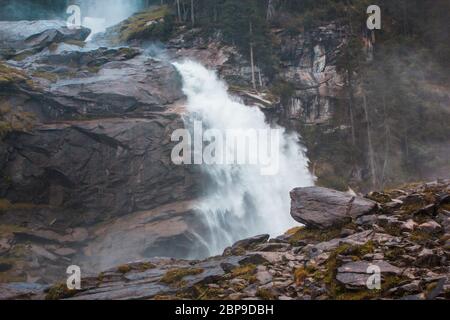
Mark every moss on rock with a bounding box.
[45,283,78,300]
[256,288,277,300]
[160,268,204,285]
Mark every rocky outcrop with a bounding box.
[290,187,377,229]
[3,180,448,300]
[0,20,90,59]
[4,46,184,120]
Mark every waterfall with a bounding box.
[173,61,315,256]
[78,0,145,39]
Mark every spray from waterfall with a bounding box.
[173,61,315,256]
[78,0,145,40]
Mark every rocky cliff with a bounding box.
[0,20,205,283]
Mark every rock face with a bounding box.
[276,24,346,124]
[290,187,377,229]
[2,117,197,221]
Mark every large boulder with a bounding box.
[290,187,377,229]
[0,20,90,56]
[43,55,183,118]
[336,261,402,289]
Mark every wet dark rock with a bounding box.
[231,234,270,250]
[238,254,270,266]
[438,194,450,206]
[414,204,437,217]
[0,263,13,272]
[290,187,377,229]
[223,234,270,256]
[254,243,291,252]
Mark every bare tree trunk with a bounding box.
[249,21,256,90]
[363,92,377,188]
[213,2,218,23]
[403,0,408,35]
[380,94,390,188]
[267,0,276,21]
[347,70,357,147]
[176,0,181,22]
[381,125,390,188]
[258,67,263,87]
[191,0,195,25]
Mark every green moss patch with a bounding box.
[256,288,277,300]
[0,224,27,236]
[117,265,132,274]
[288,226,343,245]
[230,264,257,283]
[0,63,30,86]
[45,283,78,300]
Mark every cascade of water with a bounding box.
[173,61,315,256]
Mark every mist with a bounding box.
[76,0,146,38]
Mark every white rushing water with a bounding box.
[78,0,144,40]
[174,61,315,256]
